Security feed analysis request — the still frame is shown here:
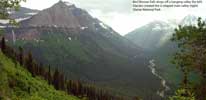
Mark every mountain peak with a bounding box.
[56,0,74,7]
[20,0,100,30]
[51,0,75,9]
[180,15,198,26]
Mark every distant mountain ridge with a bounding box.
[180,15,199,26]
[125,15,206,86]
[0,7,39,28]
[125,21,175,50]
[9,7,39,19]
[125,15,205,51]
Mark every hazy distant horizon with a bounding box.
[21,0,206,35]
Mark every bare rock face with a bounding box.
[21,1,96,30]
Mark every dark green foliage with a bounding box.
[18,47,24,66]
[0,0,26,26]
[0,51,80,100]
[1,38,16,61]
[171,18,206,100]
[53,69,60,90]
[1,37,6,53]
[25,52,35,76]
[48,65,52,85]
[1,41,127,100]
[169,88,195,100]
[133,96,142,100]
[59,73,65,90]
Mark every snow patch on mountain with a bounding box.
[99,22,108,29]
[81,26,88,30]
[0,26,6,28]
[16,17,31,22]
[0,20,9,24]
[152,24,162,31]
[0,17,31,25]
[68,37,72,41]
[63,1,74,6]
[26,12,38,15]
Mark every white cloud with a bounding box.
[20,0,206,35]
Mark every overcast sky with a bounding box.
[21,0,206,35]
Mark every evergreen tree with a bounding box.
[25,52,35,76]
[53,69,60,90]
[18,47,24,66]
[0,0,26,52]
[48,65,52,85]
[59,73,65,90]
[1,37,6,53]
[171,18,206,100]
[0,0,26,22]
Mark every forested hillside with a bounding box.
[0,50,81,100]
[0,37,133,100]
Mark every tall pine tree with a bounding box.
[18,47,24,66]
[53,69,60,90]
[1,37,6,53]
[170,18,206,100]
[48,65,52,85]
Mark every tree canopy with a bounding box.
[171,18,206,100]
[0,0,26,32]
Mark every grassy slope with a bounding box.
[0,51,81,100]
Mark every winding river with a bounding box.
[148,59,170,98]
